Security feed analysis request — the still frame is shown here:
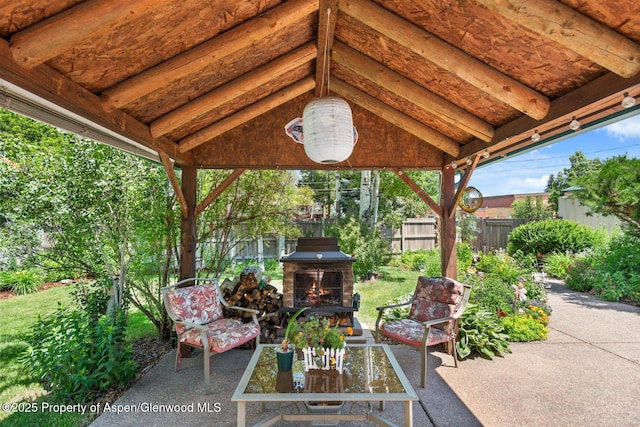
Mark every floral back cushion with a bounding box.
[409,277,464,323]
[167,283,224,330]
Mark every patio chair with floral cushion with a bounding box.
[375,276,471,388]
[162,278,261,390]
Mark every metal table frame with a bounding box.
[231,343,418,427]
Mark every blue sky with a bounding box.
[467,112,640,197]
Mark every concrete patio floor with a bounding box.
[90,280,640,426]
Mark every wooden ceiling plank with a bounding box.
[179,77,316,153]
[331,78,461,157]
[477,0,640,78]
[315,0,338,97]
[10,0,158,69]
[101,0,319,112]
[159,152,188,217]
[0,38,192,166]
[394,170,442,217]
[332,41,493,142]
[150,43,317,138]
[340,0,550,121]
[195,169,246,217]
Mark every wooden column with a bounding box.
[179,165,197,280]
[440,166,457,279]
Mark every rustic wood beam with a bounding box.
[101,0,319,111]
[179,77,316,153]
[333,41,493,142]
[457,72,640,161]
[477,0,640,78]
[440,166,457,278]
[195,169,246,217]
[339,0,550,120]
[315,0,338,97]
[10,0,157,68]
[450,154,480,219]
[159,152,188,217]
[151,43,317,138]
[394,170,442,218]
[179,165,197,280]
[331,78,461,157]
[0,38,192,166]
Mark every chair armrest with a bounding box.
[422,316,455,329]
[375,300,413,340]
[174,319,209,331]
[375,300,412,312]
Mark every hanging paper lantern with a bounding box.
[302,97,355,164]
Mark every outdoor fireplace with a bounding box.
[280,237,360,331]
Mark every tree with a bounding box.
[545,151,601,212]
[0,110,313,339]
[511,195,553,220]
[575,155,640,237]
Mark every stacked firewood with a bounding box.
[220,267,284,343]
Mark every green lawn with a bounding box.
[0,284,86,425]
[354,266,422,327]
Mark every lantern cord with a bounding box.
[320,8,331,97]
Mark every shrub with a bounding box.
[500,314,548,342]
[456,242,474,273]
[467,274,514,313]
[398,249,440,275]
[542,252,572,280]
[457,304,511,359]
[21,305,136,401]
[507,219,604,258]
[475,251,523,285]
[0,269,42,294]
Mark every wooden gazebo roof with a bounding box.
[1,0,639,173]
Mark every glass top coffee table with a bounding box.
[232,343,418,427]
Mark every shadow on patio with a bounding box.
[89,340,479,427]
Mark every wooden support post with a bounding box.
[440,166,457,279]
[179,165,197,281]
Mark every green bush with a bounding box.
[475,252,523,285]
[467,274,514,313]
[542,252,572,280]
[456,242,474,273]
[457,304,511,360]
[398,249,440,275]
[565,235,640,304]
[507,219,604,258]
[500,314,548,342]
[20,305,136,401]
[0,269,42,294]
[379,292,414,321]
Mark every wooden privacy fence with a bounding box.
[469,218,532,254]
[231,217,529,262]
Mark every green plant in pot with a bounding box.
[276,307,308,371]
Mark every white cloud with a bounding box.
[605,116,640,141]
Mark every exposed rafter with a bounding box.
[477,0,640,78]
[151,43,317,138]
[339,0,550,121]
[331,79,461,157]
[100,0,320,111]
[332,41,494,142]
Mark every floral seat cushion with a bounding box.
[180,318,261,353]
[381,319,451,346]
[167,283,260,353]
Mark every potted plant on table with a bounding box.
[276,307,308,371]
[289,315,354,374]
